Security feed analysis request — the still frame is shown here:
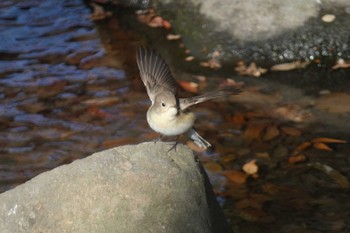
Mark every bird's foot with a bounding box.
[166,136,180,153]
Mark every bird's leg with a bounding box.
[167,135,180,153]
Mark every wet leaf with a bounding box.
[225,170,248,184]
[242,160,258,175]
[178,80,199,93]
[288,154,306,164]
[311,137,347,144]
[263,125,280,141]
[313,142,333,151]
[281,127,302,136]
[293,142,312,155]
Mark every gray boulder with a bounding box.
[0,142,232,233]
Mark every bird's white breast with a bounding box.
[147,107,195,136]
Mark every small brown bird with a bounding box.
[136,47,241,149]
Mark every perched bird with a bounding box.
[136,47,241,149]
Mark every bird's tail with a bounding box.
[187,128,211,149]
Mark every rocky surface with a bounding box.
[0,142,232,233]
[155,0,350,65]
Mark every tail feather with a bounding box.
[187,128,211,149]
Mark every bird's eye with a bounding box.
[161,102,166,107]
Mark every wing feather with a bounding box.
[136,47,178,102]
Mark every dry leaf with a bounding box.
[178,80,199,93]
[200,59,222,69]
[185,56,195,61]
[312,137,347,144]
[281,127,302,136]
[225,170,248,184]
[288,154,306,164]
[242,160,258,175]
[313,142,333,151]
[263,125,280,141]
[332,59,350,69]
[271,60,310,71]
[166,34,181,40]
[322,14,336,23]
[235,61,267,77]
[293,142,312,154]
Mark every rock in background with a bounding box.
[0,142,232,233]
[155,0,350,66]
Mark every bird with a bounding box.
[136,47,241,149]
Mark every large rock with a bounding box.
[0,142,232,233]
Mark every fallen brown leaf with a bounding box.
[332,59,350,69]
[312,137,347,144]
[288,154,306,164]
[313,142,333,151]
[271,60,310,71]
[178,80,199,93]
[235,61,267,77]
[242,160,259,175]
[292,142,312,156]
[185,56,195,61]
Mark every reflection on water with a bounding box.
[0,0,148,191]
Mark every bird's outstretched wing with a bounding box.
[179,88,242,110]
[136,47,178,103]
